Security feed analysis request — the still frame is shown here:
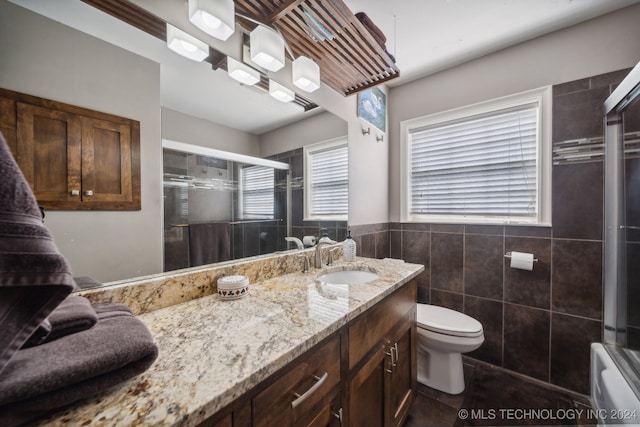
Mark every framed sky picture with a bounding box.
[357,87,386,133]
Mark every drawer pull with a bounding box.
[291,372,328,408]
[386,344,398,373]
[333,408,343,426]
[393,342,399,367]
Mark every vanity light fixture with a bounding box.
[166,24,209,62]
[269,80,295,102]
[188,0,235,41]
[227,56,260,85]
[250,25,285,72]
[292,56,320,92]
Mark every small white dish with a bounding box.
[217,275,249,300]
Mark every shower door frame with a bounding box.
[603,61,640,395]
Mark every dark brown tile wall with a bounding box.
[353,68,640,395]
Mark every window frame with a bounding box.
[238,164,275,220]
[400,86,552,225]
[303,137,349,221]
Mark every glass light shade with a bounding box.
[166,24,209,62]
[188,0,235,41]
[269,80,295,103]
[250,26,285,72]
[227,57,260,86]
[292,56,320,92]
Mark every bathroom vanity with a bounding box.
[34,254,423,426]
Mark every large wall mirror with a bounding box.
[1,0,349,284]
[162,132,349,273]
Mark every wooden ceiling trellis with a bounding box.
[234,0,400,95]
[81,0,399,98]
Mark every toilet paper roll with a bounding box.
[302,235,317,247]
[510,251,534,271]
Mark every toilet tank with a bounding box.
[591,343,640,426]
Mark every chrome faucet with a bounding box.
[314,239,337,268]
[285,236,304,250]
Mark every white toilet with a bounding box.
[416,304,484,395]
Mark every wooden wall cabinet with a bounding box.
[0,88,141,210]
[199,281,417,427]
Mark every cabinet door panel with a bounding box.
[16,103,81,202]
[348,347,385,427]
[386,315,416,427]
[81,117,132,203]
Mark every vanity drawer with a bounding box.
[252,334,341,427]
[348,280,417,369]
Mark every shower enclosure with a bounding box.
[603,61,640,397]
[162,140,290,271]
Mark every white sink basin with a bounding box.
[317,269,379,285]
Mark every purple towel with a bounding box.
[21,318,52,348]
[355,12,387,48]
[0,305,159,426]
[72,276,103,290]
[22,296,98,348]
[188,222,231,266]
[0,132,75,376]
[45,295,98,341]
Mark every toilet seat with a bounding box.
[416,304,483,338]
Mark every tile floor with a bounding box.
[404,360,595,427]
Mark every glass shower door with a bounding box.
[603,62,640,397]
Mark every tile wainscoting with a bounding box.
[352,68,640,396]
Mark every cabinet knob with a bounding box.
[85,190,94,196]
[70,190,80,196]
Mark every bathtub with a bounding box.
[591,343,640,426]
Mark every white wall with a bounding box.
[162,107,259,157]
[0,1,163,282]
[389,4,640,222]
[258,111,348,157]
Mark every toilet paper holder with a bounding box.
[504,252,538,263]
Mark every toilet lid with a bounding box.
[416,304,483,337]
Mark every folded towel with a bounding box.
[22,296,98,348]
[0,305,159,426]
[93,302,133,315]
[21,319,51,349]
[188,222,231,267]
[72,276,102,290]
[0,133,76,376]
[355,12,386,48]
[45,295,98,342]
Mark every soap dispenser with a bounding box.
[343,230,356,261]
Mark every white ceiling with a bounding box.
[9,0,640,135]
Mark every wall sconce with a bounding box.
[292,56,320,92]
[269,80,295,102]
[250,25,285,72]
[166,23,209,62]
[227,56,260,85]
[362,127,370,135]
[188,0,235,41]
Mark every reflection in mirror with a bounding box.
[163,146,290,271]
[162,138,349,273]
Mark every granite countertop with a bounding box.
[36,257,423,426]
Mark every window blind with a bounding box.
[409,103,538,220]
[240,165,274,219]
[309,144,348,217]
